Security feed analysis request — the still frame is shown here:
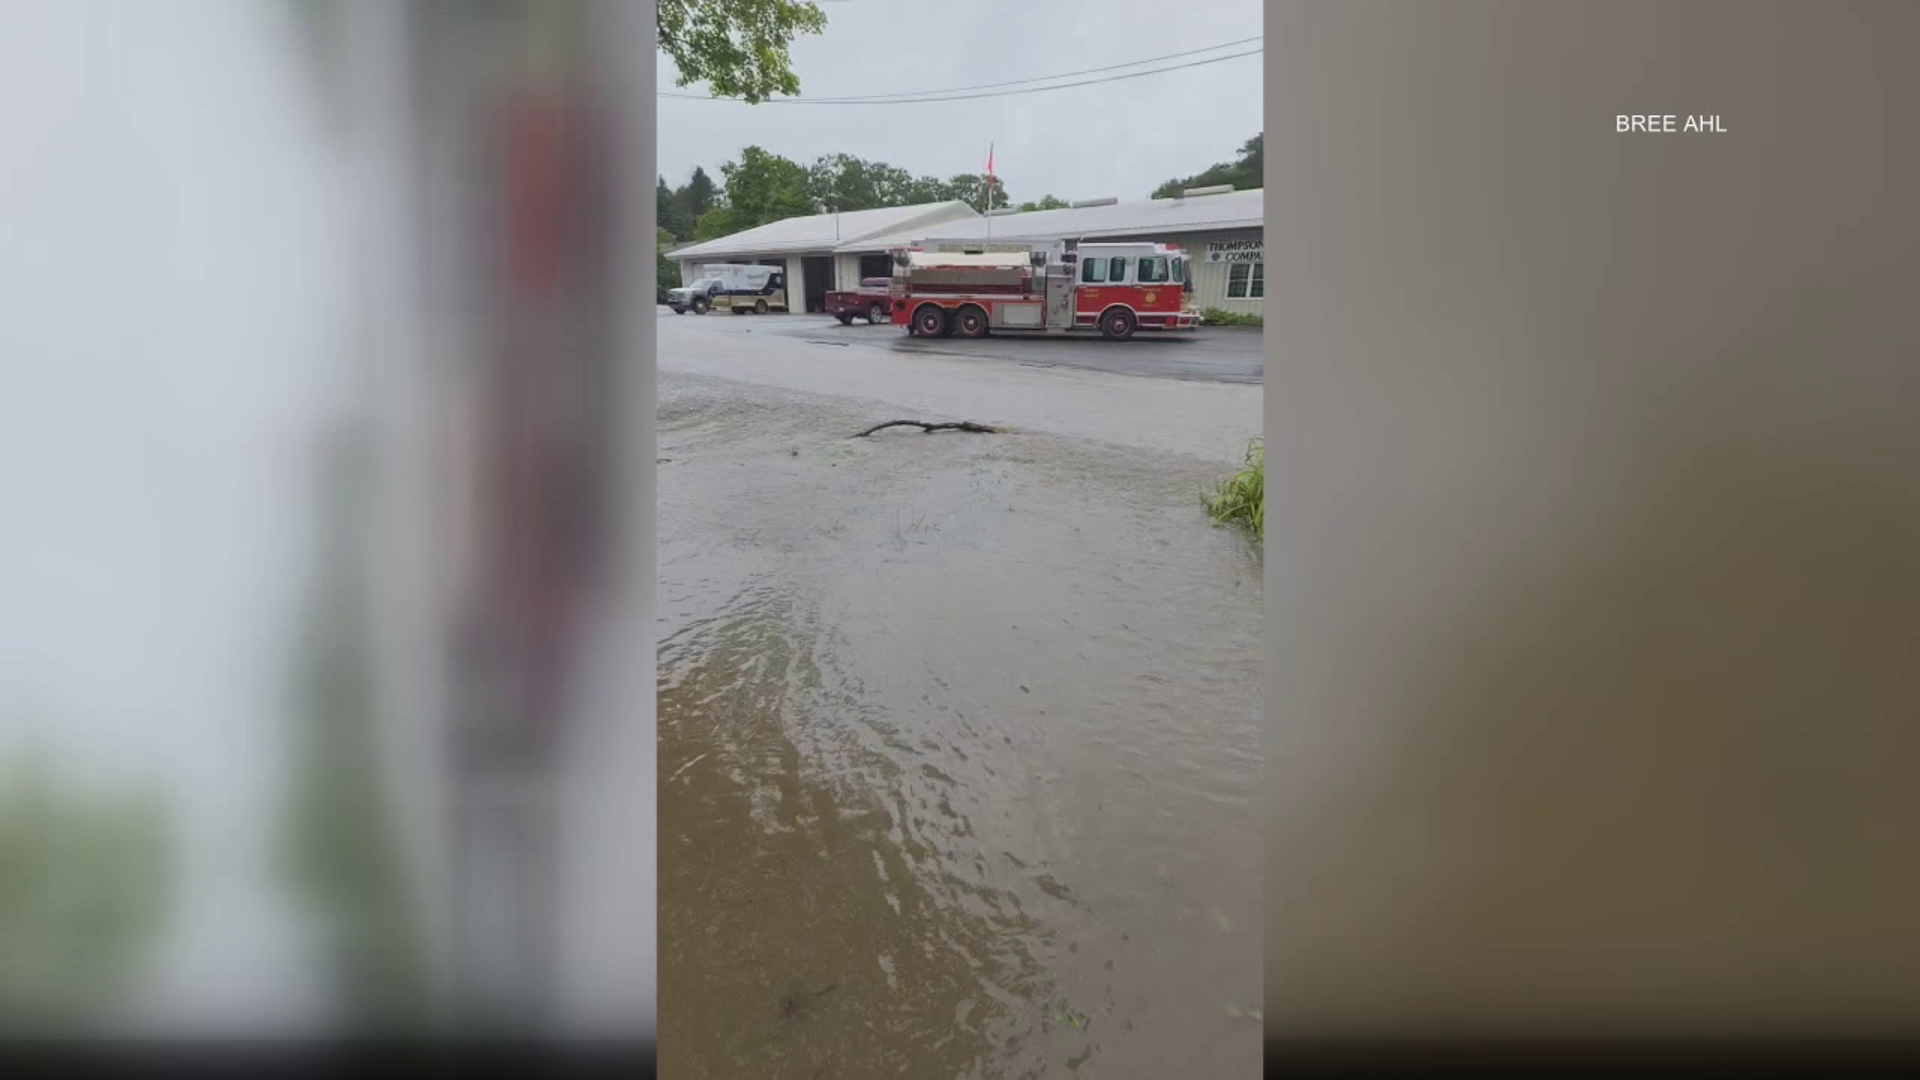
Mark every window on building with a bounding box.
[1108,257,1129,283]
[1227,261,1265,299]
[1138,256,1169,284]
[1082,257,1107,284]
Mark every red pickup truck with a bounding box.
[825,277,893,325]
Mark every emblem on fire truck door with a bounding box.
[1143,291,1157,304]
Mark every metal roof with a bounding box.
[668,200,979,261]
[840,188,1263,253]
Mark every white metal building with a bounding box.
[670,187,1266,318]
[669,200,980,314]
[849,188,1266,318]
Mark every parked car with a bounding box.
[825,277,894,325]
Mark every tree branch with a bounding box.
[853,420,1003,438]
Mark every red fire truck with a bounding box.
[887,239,1200,341]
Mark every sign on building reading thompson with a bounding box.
[1205,239,1264,263]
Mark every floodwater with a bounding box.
[657,371,1263,1078]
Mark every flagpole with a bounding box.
[984,142,993,242]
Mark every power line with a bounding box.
[661,44,1261,106]
[663,47,1261,105]
[736,35,1262,103]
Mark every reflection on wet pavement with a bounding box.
[658,372,1262,1078]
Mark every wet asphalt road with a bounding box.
[656,305,1265,386]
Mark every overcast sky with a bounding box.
[657,0,1264,204]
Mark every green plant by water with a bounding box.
[1205,438,1264,539]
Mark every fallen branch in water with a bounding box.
[853,419,1002,438]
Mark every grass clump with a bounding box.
[1205,438,1264,539]
[1200,308,1263,328]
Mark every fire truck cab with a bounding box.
[888,239,1199,341]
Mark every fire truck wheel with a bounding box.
[836,313,855,325]
[868,303,886,324]
[754,299,769,314]
[913,304,950,337]
[1100,307,1137,341]
[954,305,990,338]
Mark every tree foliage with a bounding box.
[692,205,746,241]
[658,166,719,244]
[719,145,818,226]
[657,228,683,290]
[684,167,719,218]
[942,174,1011,214]
[657,0,829,104]
[659,149,1023,246]
[1151,133,1263,199]
[807,153,920,213]
[1018,195,1071,212]
[658,177,693,241]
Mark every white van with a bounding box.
[666,264,788,315]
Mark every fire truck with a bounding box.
[887,239,1200,341]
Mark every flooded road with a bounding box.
[658,371,1263,1078]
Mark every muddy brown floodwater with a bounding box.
[658,371,1263,1079]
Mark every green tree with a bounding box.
[900,174,952,206]
[941,174,1011,213]
[679,149,1026,242]
[807,153,918,212]
[717,145,817,227]
[663,198,697,242]
[657,177,687,241]
[683,166,719,218]
[657,0,829,104]
[660,167,717,242]
[658,227,683,290]
[1018,194,1070,212]
[693,205,745,241]
[1151,133,1263,199]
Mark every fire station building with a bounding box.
[668,200,980,316]
[669,186,1265,320]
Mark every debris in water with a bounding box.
[1047,999,1090,1031]
[776,981,839,1023]
[853,419,1002,438]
